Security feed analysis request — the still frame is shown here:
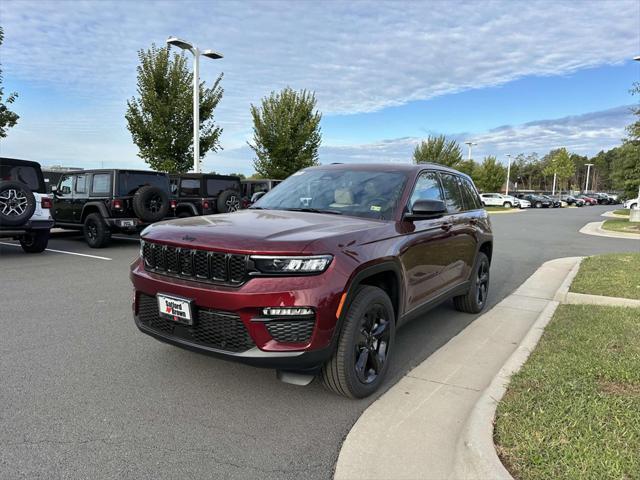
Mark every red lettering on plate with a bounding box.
[166,306,172,313]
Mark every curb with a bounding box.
[564,292,640,308]
[486,209,525,214]
[450,257,583,480]
[579,221,640,240]
[601,211,629,218]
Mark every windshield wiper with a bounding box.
[282,207,342,215]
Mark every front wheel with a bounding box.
[19,230,50,253]
[454,252,490,314]
[503,202,512,209]
[535,202,542,208]
[321,286,395,399]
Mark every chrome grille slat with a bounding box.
[141,241,248,286]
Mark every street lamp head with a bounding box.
[167,36,194,51]
[202,49,223,60]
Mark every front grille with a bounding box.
[137,294,254,353]
[142,241,248,286]
[266,319,315,343]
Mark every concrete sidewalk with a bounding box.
[334,257,581,480]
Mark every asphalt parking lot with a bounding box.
[1,205,637,479]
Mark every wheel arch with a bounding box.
[81,202,109,222]
[478,241,493,264]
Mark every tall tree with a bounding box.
[249,87,322,179]
[474,156,506,192]
[0,26,19,138]
[542,148,575,191]
[413,134,463,167]
[126,44,223,173]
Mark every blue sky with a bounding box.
[0,0,638,174]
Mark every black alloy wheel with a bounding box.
[354,304,391,385]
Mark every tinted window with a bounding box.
[58,175,73,195]
[169,178,179,195]
[75,175,87,193]
[117,172,169,195]
[410,171,443,206]
[439,173,465,213]
[0,163,43,192]
[180,178,201,196]
[251,181,269,196]
[92,174,111,194]
[206,178,238,196]
[460,178,482,210]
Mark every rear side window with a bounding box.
[439,173,465,213]
[117,172,169,195]
[75,175,87,194]
[409,171,443,207]
[0,163,43,192]
[206,178,238,196]
[180,178,201,196]
[459,178,482,210]
[92,174,111,194]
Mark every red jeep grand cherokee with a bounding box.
[131,163,492,398]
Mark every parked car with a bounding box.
[241,179,282,206]
[170,173,242,217]
[623,197,639,209]
[0,157,53,253]
[560,194,585,207]
[479,193,518,208]
[131,163,493,398]
[517,194,552,208]
[516,198,531,208]
[541,195,561,208]
[52,169,175,248]
[575,194,598,205]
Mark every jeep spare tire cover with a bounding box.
[217,189,241,213]
[0,181,37,227]
[132,185,170,222]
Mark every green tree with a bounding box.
[126,44,223,173]
[0,26,19,138]
[457,159,477,177]
[542,148,575,191]
[248,87,322,179]
[474,156,506,192]
[413,134,463,167]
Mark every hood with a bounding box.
[141,209,389,254]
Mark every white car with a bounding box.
[480,193,522,208]
[623,197,639,209]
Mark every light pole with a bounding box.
[167,36,223,173]
[505,154,512,195]
[584,163,594,193]
[464,141,477,160]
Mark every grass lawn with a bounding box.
[495,304,640,480]
[601,219,640,234]
[484,206,517,212]
[570,253,640,300]
[613,209,630,216]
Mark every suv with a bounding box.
[170,173,242,217]
[0,158,53,253]
[52,169,174,248]
[479,193,518,208]
[241,178,282,206]
[130,163,493,398]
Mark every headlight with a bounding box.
[250,255,333,274]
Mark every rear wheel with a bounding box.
[83,213,111,248]
[217,189,241,213]
[503,202,512,209]
[321,286,395,398]
[454,252,490,314]
[19,230,50,253]
[535,202,542,208]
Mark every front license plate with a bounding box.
[157,294,193,325]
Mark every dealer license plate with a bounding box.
[157,294,193,325]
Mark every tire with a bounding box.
[535,202,542,208]
[132,186,170,222]
[19,230,50,253]
[217,189,241,213]
[0,181,37,227]
[83,213,111,248]
[453,252,490,314]
[503,202,512,209]
[321,286,396,399]
[630,203,638,210]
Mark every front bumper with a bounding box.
[130,258,346,370]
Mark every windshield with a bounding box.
[253,168,408,220]
[117,171,169,195]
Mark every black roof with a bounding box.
[309,162,471,178]
[0,157,43,169]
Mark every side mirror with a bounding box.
[251,191,267,203]
[404,199,447,221]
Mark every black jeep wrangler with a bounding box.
[169,173,242,217]
[52,169,174,248]
[0,157,54,253]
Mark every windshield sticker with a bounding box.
[370,205,382,212]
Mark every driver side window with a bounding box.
[58,175,73,195]
[410,171,443,208]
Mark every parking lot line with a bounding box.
[0,242,112,261]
